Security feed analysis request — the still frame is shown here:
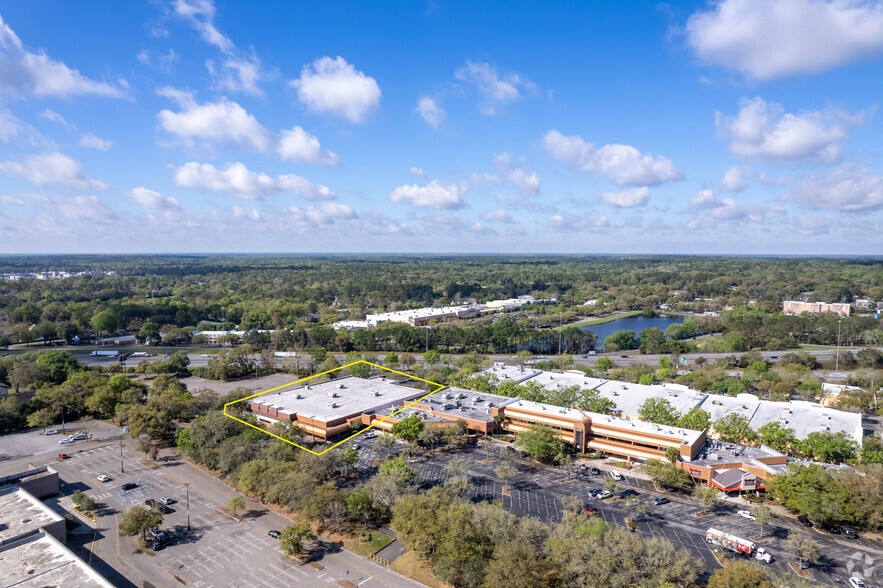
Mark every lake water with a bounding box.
[579,315,685,350]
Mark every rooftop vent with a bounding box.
[337,384,345,389]
[306,385,312,390]
[373,391,380,397]
[295,394,303,399]
[327,402,337,408]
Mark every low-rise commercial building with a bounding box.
[366,305,479,326]
[783,300,851,316]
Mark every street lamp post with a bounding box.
[185,483,191,530]
[835,318,843,371]
[120,436,124,473]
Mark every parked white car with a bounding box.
[58,439,73,445]
[68,433,86,440]
[849,578,866,588]
[97,475,110,482]
[737,510,756,521]
[597,490,613,499]
[609,471,623,481]
[44,430,59,435]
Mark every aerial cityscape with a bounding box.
[1,1,882,588]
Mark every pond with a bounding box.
[579,315,685,350]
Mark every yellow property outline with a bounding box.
[223,360,446,455]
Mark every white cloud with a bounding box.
[686,0,883,80]
[721,166,749,192]
[408,167,430,180]
[278,126,339,166]
[0,15,126,99]
[548,214,610,232]
[454,60,535,115]
[290,56,381,123]
[37,109,74,130]
[137,49,179,73]
[173,0,234,53]
[691,188,721,209]
[389,180,466,210]
[354,210,413,235]
[207,54,268,97]
[716,97,855,163]
[288,201,357,225]
[493,152,540,196]
[0,152,108,190]
[157,96,276,152]
[0,194,24,205]
[795,216,832,236]
[785,163,883,212]
[57,195,118,223]
[80,133,112,150]
[542,130,682,186]
[156,86,197,109]
[127,187,180,210]
[479,208,513,223]
[601,186,650,208]
[173,161,335,201]
[415,96,445,129]
[708,198,772,223]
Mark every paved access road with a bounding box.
[347,437,883,586]
[29,429,424,588]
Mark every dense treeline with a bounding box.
[2,255,881,352]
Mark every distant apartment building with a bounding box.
[782,301,851,316]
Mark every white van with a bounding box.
[609,471,623,481]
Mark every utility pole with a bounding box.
[558,312,563,356]
[120,436,124,473]
[61,406,66,435]
[835,318,843,371]
[185,483,191,530]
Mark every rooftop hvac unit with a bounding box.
[373,391,380,396]
[486,408,492,414]
[306,385,312,390]
[488,402,494,407]
[741,405,747,409]
[459,393,466,399]
[337,384,345,389]
[712,400,721,405]
[620,385,627,390]
[295,394,303,399]
[327,402,337,408]
[329,392,338,398]
[390,380,399,386]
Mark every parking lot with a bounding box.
[349,436,883,586]
[41,435,422,588]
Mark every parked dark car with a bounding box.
[158,505,173,514]
[652,497,669,506]
[619,489,638,498]
[586,488,602,497]
[145,498,155,507]
[841,527,857,539]
[147,541,164,551]
[797,516,812,527]
[268,530,281,539]
[121,483,138,491]
[589,467,601,476]
[821,522,841,534]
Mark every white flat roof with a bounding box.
[517,369,606,390]
[697,393,760,423]
[504,399,705,444]
[483,364,544,383]
[0,486,64,542]
[248,376,427,423]
[748,399,863,444]
[593,380,706,418]
[0,532,114,587]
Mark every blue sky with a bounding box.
[1,0,882,254]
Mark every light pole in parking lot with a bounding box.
[119,436,124,473]
[835,318,843,371]
[185,483,191,530]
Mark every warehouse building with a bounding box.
[0,485,113,587]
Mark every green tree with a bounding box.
[72,489,96,512]
[279,523,316,557]
[678,407,711,432]
[138,322,161,345]
[637,398,681,426]
[514,423,562,461]
[390,414,425,443]
[757,421,797,452]
[753,505,774,538]
[384,352,400,369]
[345,487,376,527]
[423,349,441,366]
[622,495,650,520]
[495,462,515,492]
[798,431,858,464]
[665,446,680,464]
[638,459,691,490]
[339,447,359,474]
[594,357,614,371]
[376,432,396,459]
[91,310,118,334]
[767,464,854,524]
[604,330,637,351]
[693,485,721,512]
[227,495,245,516]
[783,531,819,570]
[118,506,163,540]
[483,539,551,588]
[707,561,772,588]
[714,413,758,445]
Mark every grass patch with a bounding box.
[390,550,447,588]
[345,531,394,557]
[563,311,642,328]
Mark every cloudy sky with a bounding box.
[1,0,882,254]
